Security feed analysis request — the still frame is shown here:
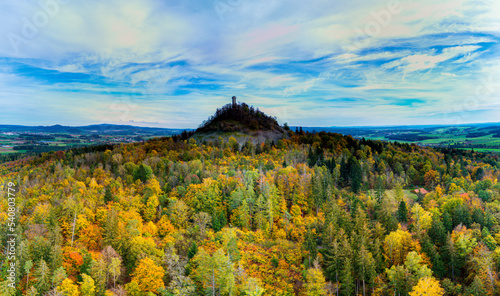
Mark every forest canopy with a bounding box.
[1,128,500,295]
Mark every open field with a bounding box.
[300,123,500,153]
[0,124,189,157]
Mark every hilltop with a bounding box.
[193,97,287,145]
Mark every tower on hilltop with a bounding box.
[232,96,237,108]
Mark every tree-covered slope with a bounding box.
[196,102,284,133]
[1,130,500,295]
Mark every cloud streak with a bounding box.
[0,0,499,127]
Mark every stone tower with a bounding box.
[232,96,237,107]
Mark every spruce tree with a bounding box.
[34,260,51,294]
[341,258,354,296]
[397,200,408,223]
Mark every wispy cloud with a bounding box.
[0,0,499,127]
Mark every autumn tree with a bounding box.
[424,170,439,188]
[384,228,415,266]
[411,203,432,236]
[191,248,235,296]
[164,248,196,295]
[305,262,327,296]
[79,274,96,296]
[468,244,498,295]
[57,278,79,296]
[387,251,432,296]
[409,277,445,296]
[108,257,122,289]
[130,257,165,293]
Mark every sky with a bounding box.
[0,0,499,128]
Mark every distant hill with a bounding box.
[193,98,286,145]
[0,124,190,136]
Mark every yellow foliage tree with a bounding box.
[411,203,432,236]
[143,194,159,222]
[409,277,444,296]
[79,274,96,296]
[191,248,236,295]
[77,224,102,251]
[305,267,326,296]
[384,228,415,266]
[130,257,165,293]
[424,170,439,187]
[57,278,80,296]
[143,220,158,236]
[157,215,176,237]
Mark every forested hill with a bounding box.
[2,129,500,295]
[196,102,285,133]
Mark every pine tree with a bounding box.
[357,245,376,296]
[304,227,318,268]
[324,236,342,295]
[466,276,487,296]
[104,186,113,203]
[0,281,16,296]
[428,215,447,247]
[51,266,67,289]
[26,286,37,296]
[35,259,51,294]
[188,242,198,259]
[24,260,33,288]
[341,258,354,296]
[350,158,363,193]
[212,209,227,232]
[443,233,457,281]
[104,209,121,253]
[397,200,408,223]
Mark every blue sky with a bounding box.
[0,0,499,128]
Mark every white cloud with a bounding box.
[0,0,499,127]
[383,45,481,73]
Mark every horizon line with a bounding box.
[2,121,500,130]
